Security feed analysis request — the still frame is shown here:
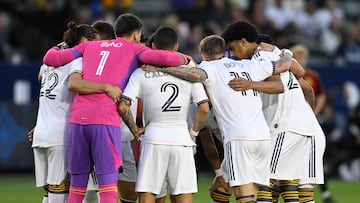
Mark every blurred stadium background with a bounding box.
[0,0,360,202]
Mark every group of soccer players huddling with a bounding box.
[29,12,325,203]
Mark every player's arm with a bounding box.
[273,52,293,74]
[257,44,299,76]
[43,43,86,67]
[142,65,207,83]
[289,58,305,79]
[68,72,122,103]
[198,128,230,193]
[228,74,284,94]
[190,102,210,139]
[299,78,316,109]
[27,127,35,143]
[314,92,326,116]
[199,128,221,172]
[138,47,189,67]
[118,97,144,140]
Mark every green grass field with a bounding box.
[0,174,359,203]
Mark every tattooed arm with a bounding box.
[143,65,207,83]
[289,58,305,79]
[274,52,293,74]
[118,97,144,140]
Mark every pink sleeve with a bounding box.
[43,42,87,67]
[137,47,188,67]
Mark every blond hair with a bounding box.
[290,44,309,57]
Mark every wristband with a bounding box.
[282,49,293,57]
[215,168,223,177]
[272,46,282,56]
[189,128,199,137]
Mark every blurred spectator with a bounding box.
[315,0,344,56]
[314,0,344,31]
[0,10,10,61]
[291,44,339,203]
[292,0,322,52]
[335,22,360,66]
[207,0,232,26]
[0,0,357,66]
[294,0,321,37]
[338,81,360,181]
[247,0,273,35]
[3,0,68,63]
[291,44,327,116]
[347,84,360,143]
[230,0,250,10]
[264,0,295,31]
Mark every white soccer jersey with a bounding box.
[264,71,324,136]
[32,58,82,147]
[122,69,209,146]
[199,54,276,144]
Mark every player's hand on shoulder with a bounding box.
[104,85,122,103]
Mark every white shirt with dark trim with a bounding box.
[122,68,208,146]
[199,56,274,144]
[32,58,82,148]
[264,71,324,136]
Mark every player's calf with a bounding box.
[235,194,255,203]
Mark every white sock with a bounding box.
[42,196,48,203]
[48,193,68,203]
[83,190,99,203]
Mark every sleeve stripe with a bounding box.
[271,61,276,75]
[196,99,209,106]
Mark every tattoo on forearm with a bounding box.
[276,54,292,68]
[160,67,207,83]
[119,99,138,135]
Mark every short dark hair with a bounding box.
[114,13,143,37]
[150,26,178,50]
[92,20,115,40]
[199,35,225,57]
[222,21,258,44]
[63,21,99,48]
[256,33,273,44]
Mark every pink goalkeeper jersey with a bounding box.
[43,38,187,126]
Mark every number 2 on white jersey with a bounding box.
[161,82,181,112]
[96,51,110,75]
